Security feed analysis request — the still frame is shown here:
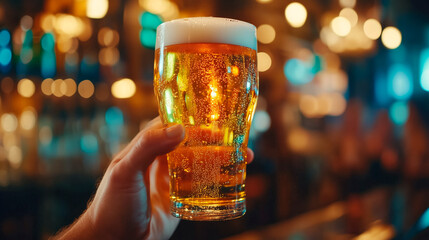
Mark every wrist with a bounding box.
[55,211,102,240]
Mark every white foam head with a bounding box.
[156,17,257,50]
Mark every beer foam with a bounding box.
[156,17,257,50]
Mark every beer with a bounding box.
[154,18,258,220]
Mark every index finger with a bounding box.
[247,148,254,164]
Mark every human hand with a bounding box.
[55,117,254,240]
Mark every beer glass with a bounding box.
[154,17,258,221]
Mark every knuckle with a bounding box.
[109,164,126,184]
[110,157,121,166]
[140,129,155,147]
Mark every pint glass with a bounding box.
[154,17,258,221]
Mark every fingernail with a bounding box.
[166,124,185,138]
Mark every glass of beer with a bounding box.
[154,17,258,221]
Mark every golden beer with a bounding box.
[154,18,258,220]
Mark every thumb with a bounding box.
[113,124,185,181]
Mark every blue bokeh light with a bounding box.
[0,48,12,66]
[105,107,124,126]
[387,64,413,100]
[419,48,429,91]
[252,110,271,132]
[389,101,409,125]
[139,11,163,29]
[41,51,56,78]
[0,29,11,47]
[41,33,55,51]
[139,12,162,49]
[23,30,33,46]
[140,29,157,49]
[418,208,429,230]
[80,132,99,155]
[284,58,314,85]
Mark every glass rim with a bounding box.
[155,17,257,51]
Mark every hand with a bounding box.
[54,117,254,240]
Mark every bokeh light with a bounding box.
[139,11,163,29]
[20,107,37,130]
[20,48,33,64]
[419,69,429,91]
[0,29,11,47]
[320,26,340,49]
[41,33,55,51]
[363,19,382,40]
[257,24,276,44]
[418,208,429,230]
[381,27,402,49]
[299,95,319,117]
[317,94,332,115]
[1,113,18,132]
[139,12,163,49]
[78,80,95,98]
[3,132,17,150]
[328,93,347,116]
[12,28,24,47]
[41,52,56,78]
[288,128,310,153]
[389,101,408,125]
[420,48,429,92]
[139,0,179,20]
[54,14,83,37]
[78,18,93,42]
[331,16,351,37]
[51,79,64,97]
[388,64,413,100]
[40,14,55,32]
[57,36,78,53]
[253,110,271,132]
[99,47,120,66]
[8,146,22,169]
[111,78,137,99]
[299,93,347,117]
[80,132,99,155]
[20,15,33,31]
[140,29,157,49]
[17,78,35,98]
[63,78,77,97]
[139,0,170,14]
[41,37,56,79]
[22,30,33,46]
[98,27,120,47]
[87,0,109,19]
[339,0,356,8]
[285,2,307,28]
[257,52,272,72]
[0,48,12,66]
[284,58,314,85]
[316,70,348,93]
[339,8,358,27]
[105,107,124,126]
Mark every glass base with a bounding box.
[170,198,246,221]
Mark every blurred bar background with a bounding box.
[0,0,428,239]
